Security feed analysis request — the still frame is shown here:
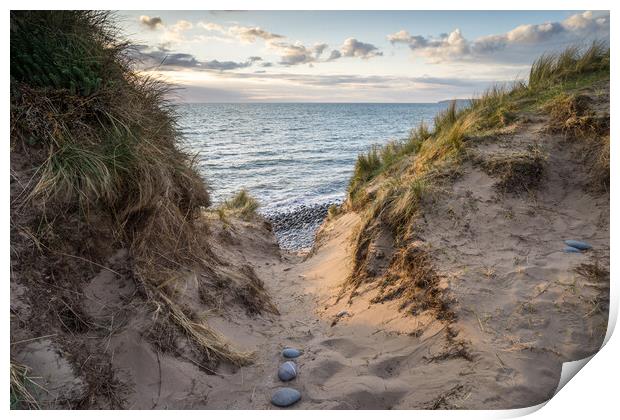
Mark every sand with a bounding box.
[11,110,609,410]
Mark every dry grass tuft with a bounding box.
[342,43,609,318]
[544,92,609,190]
[200,264,280,316]
[327,203,343,219]
[219,189,260,220]
[481,145,546,194]
[10,10,266,372]
[157,293,254,366]
[371,243,452,319]
[10,361,40,409]
[544,93,607,138]
[574,261,609,284]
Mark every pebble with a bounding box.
[336,310,349,318]
[263,201,342,250]
[278,361,297,381]
[564,240,592,250]
[282,347,302,358]
[271,387,301,407]
[564,246,582,253]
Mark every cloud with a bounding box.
[269,41,329,65]
[130,45,261,71]
[174,22,382,67]
[139,15,163,30]
[386,28,469,60]
[198,22,224,32]
[313,43,329,57]
[194,22,284,43]
[388,11,609,62]
[328,50,341,60]
[326,38,383,61]
[210,70,500,91]
[202,59,258,71]
[230,25,284,42]
[163,70,509,103]
[271,37,382,66]
[339,38,383,59]
[171,20,193,31]
[563,10,608,31]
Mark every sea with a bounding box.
[178,103,449,217]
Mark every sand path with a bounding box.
[69,116,608,410]
[194,117,609,410]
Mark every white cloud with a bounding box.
[198,22,224,32]
[339,38,383,59]
[269,41,328,65]
[269,37,382,66]
[388,11,609,62]
[139,15,163,30]
[194,22,284,43]
[228,25,284,43]
[171,20,193,31]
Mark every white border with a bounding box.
[3,1,617,418]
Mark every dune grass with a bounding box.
[10,11,252,366]
[10,362,40,410]
[348,41,609,211]
[481,146,547,194]
[543,81,609,190]
[327,203,343,219]
[344,41,609,293]
[528,42,609,90]
[219,189,260,220]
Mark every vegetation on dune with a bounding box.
[10,362,40,410]
[544,92,610,190]
[10,10,255,387]
[219,189,260,220]
[327,203,344,219]
[480,145,547,194]
[345,42,610,305]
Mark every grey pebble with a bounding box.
[564,246,582,253]
[282,347,302,358]
[278,361,297,381]
[564,240,592,250]
[271,387,301,407]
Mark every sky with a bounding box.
[118,10,610,103]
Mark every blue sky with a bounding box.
[118,10,610,102]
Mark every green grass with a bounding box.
[327,203,343,219]
[219,189,260,220]
[347,41,609,207]
[348,122,431,208]
[10,11,121,95]
[528,42,609,90]
[344,41,609,290]
[10,11,256,367]
[10,362,40,410]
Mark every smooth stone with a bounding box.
[564,240,592,250]
[282,347,302,358]
[278,361,297,381]
[564,246,582,253]
[271,387,301,407]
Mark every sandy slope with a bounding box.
[11,111,609,410]
[189,115,606,409]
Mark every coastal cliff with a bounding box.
[10,11,609,409]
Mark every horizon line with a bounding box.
[172,100,470,105]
